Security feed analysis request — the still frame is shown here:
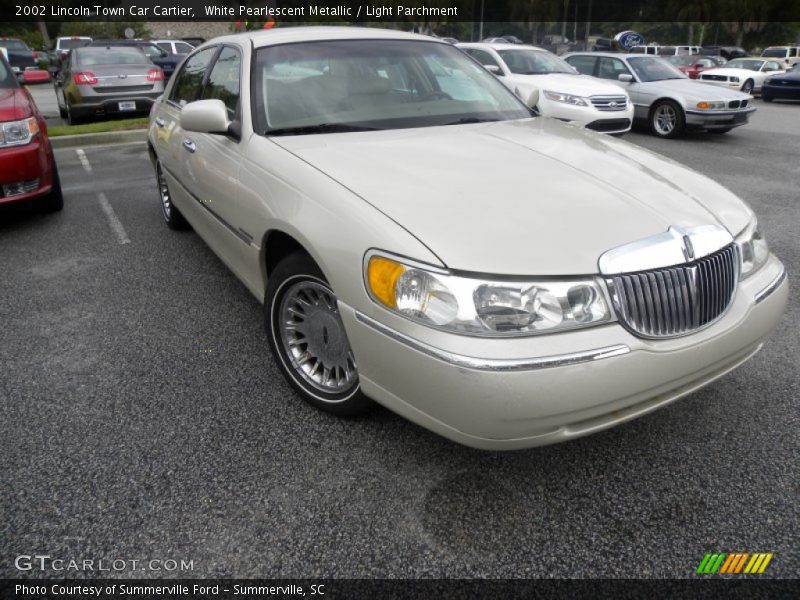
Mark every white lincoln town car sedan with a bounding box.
[148,28,788,450]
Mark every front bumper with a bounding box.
[762,82,800,99]
[0,136,52,205]
[541,99,634,134]
[342,256,787,450]
[684,107,755,130]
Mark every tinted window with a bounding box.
[761,48,786,58]
[156,43,171,54]
[76,47,149,67]
[59,39,91,50]
[659,46,676,55]
[597,57,630,80]
[201,46,241,117]
[171,47,217,106]
[464,49,500,68]
[564,55,597,75]
[175,42,194,54]
[0,55,18,88]
[0,39,28,51]
[139,44,163,58]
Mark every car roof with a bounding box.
[203,26,444,50]
[564,52,638,58]
[457,42,547,51]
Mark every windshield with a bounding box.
[726,59,764,71]
[497,49,576,75]
[665,55,695,67]
[761,48,786,58]
[627,56,687,81]
[76,48,149,66]
[59,39,91,50]
[253,40,531,135]
[0,39,28,52]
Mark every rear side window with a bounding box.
[565,55,597,76]
[171,47,217,106]
[597,56,630,79]
[156,43,171,54]
[201,46,241,117]
[464,49,500,69]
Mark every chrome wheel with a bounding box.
[157,163,172,219]
[653,103,677,135]
[278,279,357,395]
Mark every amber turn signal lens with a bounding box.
[368,256,405,308]
[696,101,709,109]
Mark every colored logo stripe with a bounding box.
[698,552,773,575]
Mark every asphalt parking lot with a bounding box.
[2,101,798,579]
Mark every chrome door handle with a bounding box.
[155,117,165,127]
[182,138,196,153]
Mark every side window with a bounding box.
[175,42,194,54]
[765,61,781,71]
[597,57,630,80]
[464,49,500,69]
[201,46,241,118]
[790,48,798,57]
[565,55,597,75]
[156,42,171,54]
[170,47,217,106]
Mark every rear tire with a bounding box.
[265,252,369,417]
[649,100,685,139]
[155,161,188,230]
[66,103,81,126]
[36,150,64,213]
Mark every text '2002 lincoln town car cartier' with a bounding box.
[148,28,788,450]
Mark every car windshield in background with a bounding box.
[665,55,695,66]
[60,39,91,50]
[253,40,531,135]
[726,59,765,71]
[627,56,686,81]
[0,57,18,88]
[0,39,28,51]
[496,49,576,75]
[761,48,786,58]
[76,47,149,66]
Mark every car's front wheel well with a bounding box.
[146,141,157,167]
[263,230,312,278]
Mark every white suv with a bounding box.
[458,43,634,134]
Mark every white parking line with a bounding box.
[76,148,92,173]
[97,193,131,245]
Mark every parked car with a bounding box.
[482,36,523,45]
[0,53,62,212]
[563,52,755,137]
[54,36,92,66]
[761,63,800,101]
[54,46,165,124]
[630,45,660,55]
[0,37,37,79]
[760,45,800,68]
[147,28,787,450]
[458,43,633,134]
[665,55,725,79]
[90,39,182,79]
[153,39,195,56]
[656,46,702,56]
[701,46,746,61]
[699,57,785,94]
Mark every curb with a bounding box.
[50,129,148,149]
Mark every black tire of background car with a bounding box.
[264,251,370,417]
[56,88,67,119]
[742,79,754,94]
[155,161,189,230]
[649,100,685,139]
[66,102,81,126]
[36,149,63,213]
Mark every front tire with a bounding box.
[741,79,754,94]
[36,150,64,213]
[265,252,369,416]
[155,161,188,230]
[649,100,685,139]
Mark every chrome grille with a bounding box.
[590,95,628,111]
[607,244,738,338]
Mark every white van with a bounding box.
[761,46,800,67]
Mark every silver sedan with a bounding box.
[563,52,755,138]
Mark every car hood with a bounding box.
[508,72,627,97]
[273,118,753,275]
[0,87,33,121]
[701,68,761,78]
[643,78,752,100]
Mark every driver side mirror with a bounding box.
[484,64,503,76]
[618,73,634,82]
[521,87,539,108]
[180,99,231,135]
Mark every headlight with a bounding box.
[730,76,740,83]
[0,117,39,147]
[735,219,769,278]
[365,253,613,336]
[696,101,726,110]
[543,90,589,107]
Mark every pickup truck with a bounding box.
[0,37,36,79]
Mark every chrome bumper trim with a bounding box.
[755,266,787,304]
[354,311,630,372]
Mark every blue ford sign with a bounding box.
[614,31,645,50]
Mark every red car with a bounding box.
[665,55,725,79]
[0,53,62,212]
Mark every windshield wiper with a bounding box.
[442,117,499,126]
[265,123,379,136]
